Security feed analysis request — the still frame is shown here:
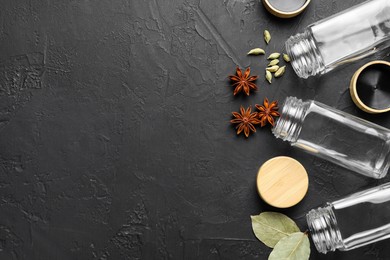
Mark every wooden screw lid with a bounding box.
[257,156,308,208]
[262,0,311,19]
[350,60,390,114]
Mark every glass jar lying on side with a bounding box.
[272,96,390,179]
[307,182,390,253]
[285,0,390,78]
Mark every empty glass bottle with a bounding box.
[285,0,390,78]
[307,182,390,253]
[272,96,390,178]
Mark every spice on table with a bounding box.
[268,59,279,67]
[229,67,259,96]
[267,53,280,59]
[266,65,279,73]
[275,66,286,78]
[251,212,310,260]
[266,70,272,84]
[269,232,310,260]
[248,48,265,55]
[283,53,291,62]
[256,98,280,126]
[251,212,300,248]
[230,106,262,137]
[264,30,271,44]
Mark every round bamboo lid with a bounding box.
[350,60,390,114]
[257,156,308,208]
[262,0,311,18]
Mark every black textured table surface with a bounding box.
[1,0,390,259]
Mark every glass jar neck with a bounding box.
[285,29,325,78]
[272,96,309,142]
[306,205,344,254]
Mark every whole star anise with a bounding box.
[229,67,258,96]
[230,106,262,137]
[256,98,280,127]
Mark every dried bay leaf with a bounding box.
[251,212,300,248]
[268,232,310,260]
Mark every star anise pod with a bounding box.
[256,98,280,127]
[230,106,262,137]
[229,67,258,96]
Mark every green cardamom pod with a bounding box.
[267,53,280,60]
[283,53,291,62]
[247,48,265,55]
[266,70,272,84]
[266,65,279,73]
[268,59,279,66]
[275,66,286,78]
[264,30,271,44]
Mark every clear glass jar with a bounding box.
[272,96,390,178]
[285,0,390,78]
[307,182,390,253]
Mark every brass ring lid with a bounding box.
[256,156,309,208]
[350,60,390,114]
[262,0,311,18]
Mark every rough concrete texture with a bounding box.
[0,0,390,259]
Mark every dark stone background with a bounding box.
[0,0,390,259]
